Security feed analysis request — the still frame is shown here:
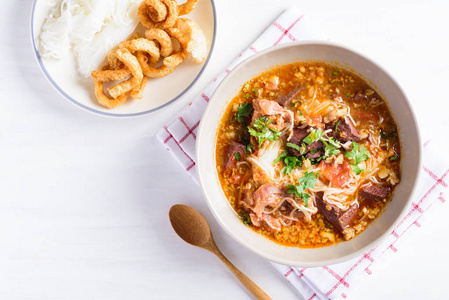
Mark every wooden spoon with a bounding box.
[169,204,272,300]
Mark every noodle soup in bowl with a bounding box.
[196,41,421,267]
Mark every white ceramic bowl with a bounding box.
[196,41,421,267]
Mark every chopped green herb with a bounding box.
[303,129,324,145]
[234,152,241,161]
[323,140,341,157]
[240,132,252,154]
[273,151,302,174]
[344,142,370,175]
[327,137,341,148]
[248,116,281,147]
[299,111,304,116]
[287,171,320,207]
[286,142,301,151]
[310,156,326,165]
[252,88,260,96]
[351,164,368,175]
[333,71,339,76]
[239,210,251,225]
[236,103,253,123]
[380,129,387,139]
[245,144,253,154]
[293,129,342,161]
[242,83,250,92]
[389,154,399,161]
[243,94,251,98]
[282,156,302,174]
[274,150,288,164]
[335,120,341,132]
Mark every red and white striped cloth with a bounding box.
[156,10,448,299]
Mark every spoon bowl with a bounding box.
[169,204,272,300]
[169,204,211,247]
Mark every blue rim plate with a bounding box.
[30,0,216,117]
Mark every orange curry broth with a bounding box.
[215,62,400,248]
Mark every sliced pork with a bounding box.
[286,126,326,159]
[275,85,303,107]
[250,213,282,232]
[332,117,361,143]
[252,99,292,131]
[240,184,284,232]
[360,185,390,202]
[224,142,245,175]
[316,192,358,232]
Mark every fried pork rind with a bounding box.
[90,0,207,109]
[174,18,207,63]
[145,28,173,57]
[107,48,143,99]
[165,27,190,54]
[107,33,143,70]
[93,80,130,109]
[145,0,167,22]
[119,38,161,66]
[130,76,148,99]
[137,27,188,78]
[107,48,124,70]
[91,68,131,82]
[91,66,130,109]
[138,0,179,29]
[139,51,186,78]
[178,0,199,16]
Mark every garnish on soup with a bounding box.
[216,62,401,247]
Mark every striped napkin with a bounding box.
[156,10,448,299]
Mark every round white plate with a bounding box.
[30,0,216,117]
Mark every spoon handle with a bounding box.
[211,246,272,300]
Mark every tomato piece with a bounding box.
[319,159,351,188]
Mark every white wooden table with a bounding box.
[1,0,448,299]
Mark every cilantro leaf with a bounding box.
[303,129,324,145]
[335,120,341,132]
[389,154,399,161]
[281,156,302,174]
[248,116,281,147]
[245,144,253,154]
[234,152,241,161]
[345,142,370,164]
[323,140,341,157]
[345,142,370,175]
[240,132,253,154]
[350,164,367,175]
[274,150,302,175]
[327,137,341,148]
[236,103,253,123]
[273,150,288,164]
[239,210,251,225]
[287,171,319,206]
[286,142,301,151]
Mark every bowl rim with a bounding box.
[196,40,422,267]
